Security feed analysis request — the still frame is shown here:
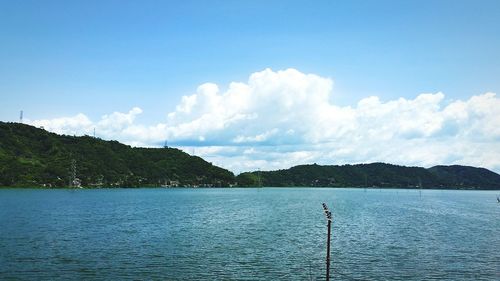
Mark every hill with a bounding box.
[428,165,500,189]
[1,122,499,189]
[0,122,234,187]
[236,163,500,189]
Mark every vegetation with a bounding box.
[239,163,500,189]
[1,122,499,189]
[0,122,234,187]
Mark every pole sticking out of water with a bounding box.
[322,203,333,281]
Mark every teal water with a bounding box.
[0,188,498,280]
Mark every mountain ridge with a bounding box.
[237,162,500,189]
[1,122,499,189]
[0,122,235,187]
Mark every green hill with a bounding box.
[0,122,234,187]
[237,163,500,189]
[428,165,500,189]
[1,122,499,189]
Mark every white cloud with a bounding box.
[29,113,93,135]
[27,68,500,174]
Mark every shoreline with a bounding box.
[1,186,499,191]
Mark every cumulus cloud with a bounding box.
[29,113,93,135]
[27,68,500,173]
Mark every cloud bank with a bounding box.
[28,68,500,173]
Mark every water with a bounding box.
[0,188,499,280]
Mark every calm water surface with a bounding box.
[0,188,499,280]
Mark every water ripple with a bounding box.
[0,188,499,280]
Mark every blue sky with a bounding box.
[1,0,499,172]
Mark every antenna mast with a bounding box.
[19,110,23,123]
[68,159,81,188]
[69,159,76,187]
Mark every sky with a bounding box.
[1,0,499,173]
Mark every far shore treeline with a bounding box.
[1,122,499,189]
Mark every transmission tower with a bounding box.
[69,159,76,187]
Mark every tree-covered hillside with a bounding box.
[428,165,500,189]
[237,163,500,189]
[1,122,499,189]
[0,122,234,187]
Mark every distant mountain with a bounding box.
[1,122,499,189]
[237,163,500,189]
[428,165,500,189]
[0,122,234,187]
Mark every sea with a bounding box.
[0,188,499,280]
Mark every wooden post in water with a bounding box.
[322,203,332,281]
